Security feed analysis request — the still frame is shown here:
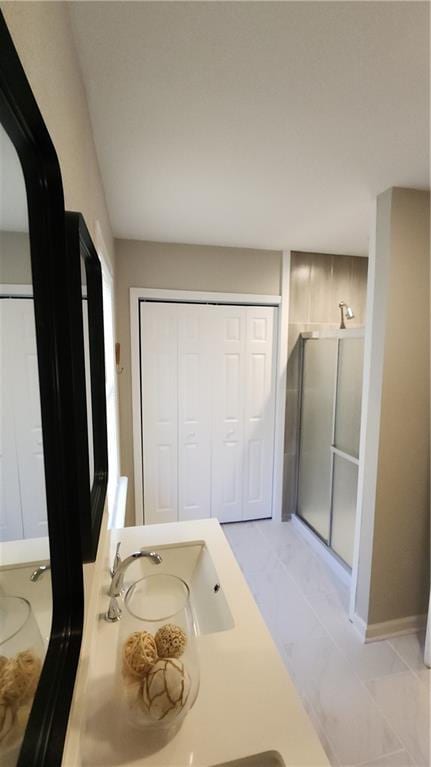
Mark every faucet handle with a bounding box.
[106,595,122,622]
[110,542,122,577]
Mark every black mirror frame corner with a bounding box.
[0,12,85,767]
[65,210,108,564]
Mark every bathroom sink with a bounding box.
[212,752,286,767]
[0,563,52,643]
[122,541,234,635]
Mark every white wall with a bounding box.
[1,1,115,273]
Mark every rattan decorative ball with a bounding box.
[154,624,187,659]
[0,650,40,751]
[122,631,158,681]
[0,701,15,746]
[139,658,190,723]
[0,650,41,707]
[0,701,31,750]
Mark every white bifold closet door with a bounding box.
[140,302,277,525]
[0,299,47,541]
[177,304,212,521]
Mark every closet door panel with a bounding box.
[242,306,276,520]
[8,300,47,539]
[178,304,211,521]
[211,306,246,523]
[140,302,178,524]
[0,301,24,541]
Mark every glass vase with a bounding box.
[118,573,200,733]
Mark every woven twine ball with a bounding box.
[122,631,158,681]
[138,658,190,723]
[0,702,31,750]
[0,650,42,708]
[0,650,40,751]
[0,701,16,746]
[154,624,187,659]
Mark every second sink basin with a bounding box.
[121,541,234,635]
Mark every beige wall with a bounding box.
[115,238,282,524]
[284,251,368,518]
[0,3,115,593]
[0,231,31,284]
[356,188,430,626]
[1,2,115,272]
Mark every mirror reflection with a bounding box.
[81,259,94,490]
[0,123,51,763]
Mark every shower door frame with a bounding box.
[296,328,364,571]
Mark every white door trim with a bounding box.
[0,284,32,296]
[130,287,282,306]
[272,252,290,523]
[130,284,288,526]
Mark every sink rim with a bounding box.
[210,749,286,767]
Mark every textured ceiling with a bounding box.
[70,1,429,255]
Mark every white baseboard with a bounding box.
[351,612,368,641]
[352,611,427,643]
[290,514,351,588]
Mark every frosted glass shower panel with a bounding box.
[298,339,337,541]
[331,455,358,567]
[334,337,364,457]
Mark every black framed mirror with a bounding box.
[0,13,85,767]
[65,212,108,564]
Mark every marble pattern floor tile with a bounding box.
[357,750,415,767]
[366,672,430,766]
[256,520,350,607]
[301,696,341,767]
[281,633,402,766]
[388,633,431,687]
[223,519,430,767]
[247,560,327,647]
[308,592,409,681]
[223,521,274,576]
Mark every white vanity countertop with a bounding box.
[78,519,329,767]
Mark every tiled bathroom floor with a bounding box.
[223,519,430,767]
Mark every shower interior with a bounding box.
[295,329,364,570]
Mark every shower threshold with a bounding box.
[291,513,351,589]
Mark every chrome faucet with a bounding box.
[105,543,162,622]
[30,564,50,582]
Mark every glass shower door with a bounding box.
[297,339,337,541]
[331,337,364,567]
[297,334,364,569]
